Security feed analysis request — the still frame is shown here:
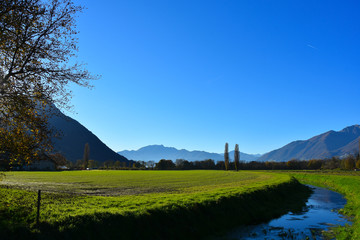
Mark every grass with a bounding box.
[1,170,289,222]
[1,170,281,195]
[289,171,360,240]
[0,170,309,239]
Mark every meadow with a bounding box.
[0,170,310,239]
[4,170,360,239]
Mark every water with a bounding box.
[223,185,351,240]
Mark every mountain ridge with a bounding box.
[118,145,261,162]
[49,110,129,163]
[257,125,360,162]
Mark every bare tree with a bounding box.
[0,0,94,106]
[234,144,240,171]
[224,142,229,171]
[147,160,155,169]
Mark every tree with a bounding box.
[322,157,341,170]
[175,159,186,169]
[343,155,355,170]
[201,159,215,169]
[286,159,305,170]
[307,159,323,170]
[49,152,67,167]
[234,144,240,171]
[356,159,360,169]
[103,160,114,169]
[224,143,229,171]
[146,161,155,169]
[114,160,121,169]
[83,143,89,169]
[88,160,97,169]
[0,0,95,166]
[155,159,175,170]
[0,98,53,167]
[357,139,360,168]
[75,159,83,169]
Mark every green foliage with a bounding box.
[343,155,356,170]
[356,159,360,169]
[155,159,175,170]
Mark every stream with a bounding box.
[221,185,351,240]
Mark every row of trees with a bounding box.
[153,155,360,171]
[69,159,138,170]
[8,154,358,171]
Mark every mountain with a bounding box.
[49,110,128,163]
[118,145,261,162]
[258,125,360,162]
[229,151,262,162]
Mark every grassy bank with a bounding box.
[0,170,310,239]
[291,171,360,240]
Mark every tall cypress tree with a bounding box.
[83,143,90,169]
[357,139,360,169]
[234,144,240,171]
[224,142,229,171]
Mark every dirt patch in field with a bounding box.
[82,186,176,196]
[0,181,176,196]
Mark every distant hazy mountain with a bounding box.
[118,145,261,162]
[49,110,128,163]
[258,125,360,162]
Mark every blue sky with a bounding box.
[68,0,360,154]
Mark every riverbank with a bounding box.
[223,184,349,239]
[291,171,360,239]
[0,171,310,240]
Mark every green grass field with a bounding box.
[1,170,290,221]
[1,170,284,195]
[5,170,360,239]
[3,170,360,239]
[1,170,305,239]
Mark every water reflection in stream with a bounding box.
[223,185,351,240]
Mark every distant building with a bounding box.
[57,165,69,170]
[23,160,56,171]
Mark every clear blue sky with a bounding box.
[68,0,360,154]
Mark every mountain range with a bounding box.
[49,108,360,164]
[49,109,128,163]
[118,145,261,162]
[257,125,360,162]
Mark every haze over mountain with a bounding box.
[118,145,261,162]
[258,125,360,162]
[49,110,128,163]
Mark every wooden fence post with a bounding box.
[36,190,41,225]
